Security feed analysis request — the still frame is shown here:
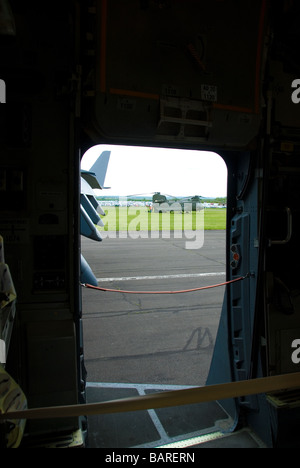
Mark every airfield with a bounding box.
[97,205,226,232]
[81,228,233,448]
[81,229,226,386]
[81,229,266,448]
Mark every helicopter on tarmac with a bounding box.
[151,192,203,213]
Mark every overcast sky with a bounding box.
[81,145,227,198]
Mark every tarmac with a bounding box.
[81,231,266,448]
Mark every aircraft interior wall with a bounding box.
[0,0,85,445]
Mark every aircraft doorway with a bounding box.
[80,145,228,447]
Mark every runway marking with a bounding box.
[87,382,196,391]
[86,381,226,449]
[96,271,226,283]
[86,382,198,447]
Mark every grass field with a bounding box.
[97,207,226,232]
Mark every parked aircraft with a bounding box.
[152,192,203,213]
[80,151,111,285]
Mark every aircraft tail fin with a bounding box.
[90,150,111,189]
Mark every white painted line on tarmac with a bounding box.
[96,271,226,283]
[86,381,204,449]
[86,382,197,391]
